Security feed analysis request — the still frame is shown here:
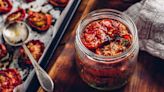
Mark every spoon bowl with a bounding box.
[3,22,30,46]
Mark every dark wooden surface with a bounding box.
[38,0,164,92]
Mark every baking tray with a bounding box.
[0,0,81,92]
[26,0,81,91]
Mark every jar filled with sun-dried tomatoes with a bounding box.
[75,9,139,90]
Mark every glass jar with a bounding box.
[75,9,139,90]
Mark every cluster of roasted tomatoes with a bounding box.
[0,0,69,65]
[6,9,52,32]
[0,0,68,32]
[81,19,132,56]
[0,0,68,91]
[0,41,44,91]
[0,40,45,66]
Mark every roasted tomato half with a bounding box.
[49,0,69,7]
[0,44,7,60]
[19,40,45,66]
[0,0,12,14]
[6,8,26,23]
[81,21,110,49]
[0,69,22,92]
[27,11,52,31]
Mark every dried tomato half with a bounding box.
[81,21,110,49]
[0,44,7,60]
[19,40,45,66]
[0,69,22,92]
[6,8,26,23]
[49,0,69,7]
[27,11,52,31]
[0,0,12,14]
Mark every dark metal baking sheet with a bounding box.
[26,0,81,91]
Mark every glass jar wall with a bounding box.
[75,9,139,90]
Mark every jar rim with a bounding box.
[76,9,138,61]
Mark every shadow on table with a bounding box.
[138,51,164,86]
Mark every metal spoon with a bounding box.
[2,22,54,92]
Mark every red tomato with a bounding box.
[27,11,52,32]
[6,8,26,23]
[81,21,110,49]
[0,0,12,14]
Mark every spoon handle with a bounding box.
[23,44,54,92]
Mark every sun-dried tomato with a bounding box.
[6,8,26,23]
[81,21,110,49]
[27,11,52,31]
[0,0,12,14]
